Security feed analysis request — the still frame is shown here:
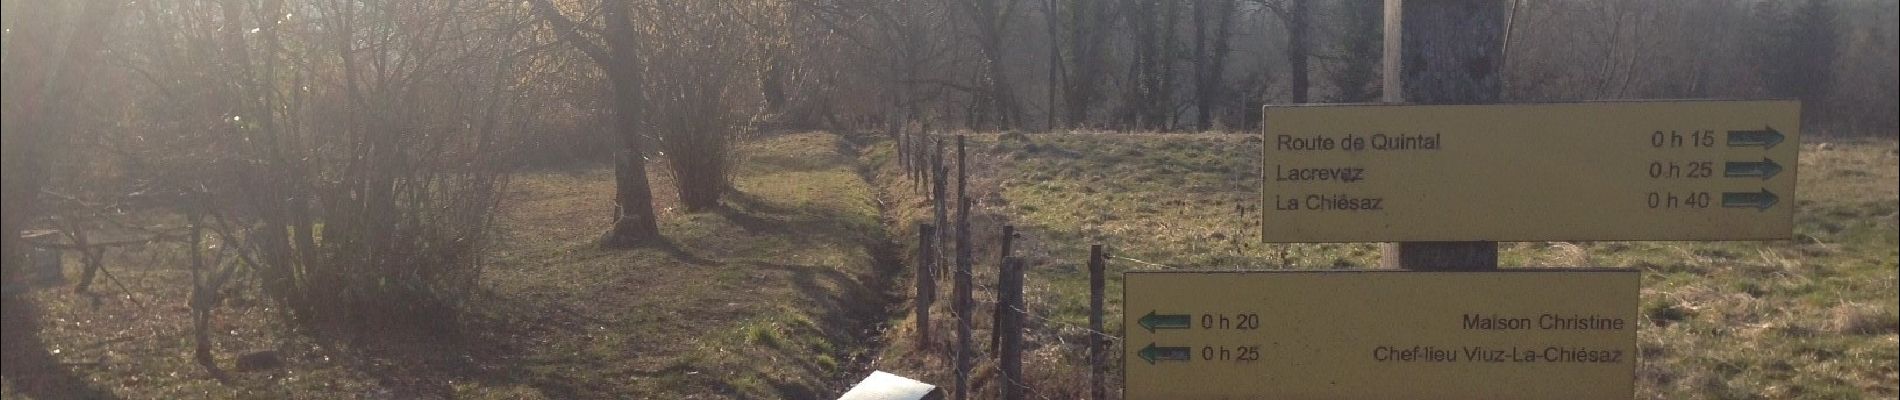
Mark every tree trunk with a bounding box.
[985,59,1021,131]
[602,83,660,248]
[762,54,788,114]
[965,0,1019,131]
[1326,0,1383,102]
[1122,0,1155,130]
[1379,0,1504,270]
[1396,0,1504,105]
[1287,0,1311,104]
[599,1,660,248]
[1063,0,1108,128]
[523,0,662,247]
[1195,0,1236,130]
[1155,1,1180,131]
[185,213,225,380]
[1193,0,1210,130]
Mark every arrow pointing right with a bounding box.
[1721,189,1779,211]
[1138,343,1193,365]
[1724,158,1783,180]
[1726,126,1785,149]
[1139,311,1193,333]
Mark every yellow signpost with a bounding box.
[1260,100,1799,242]
[1123,270,1639,399]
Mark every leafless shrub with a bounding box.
[90,0,525,355]
[644,2,754,212]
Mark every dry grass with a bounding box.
[5,130,1892,399]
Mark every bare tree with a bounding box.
[1755,0,1839,129]
[799,0,927,118]
[1122,0,1181,130]
[0,0,126,290]
[1049,0,1116,128]
[1323,0,1382,102]
[17,0,526,379]
[528,0,662,247]
[647,1,753,211]
[1193,0,1239,130]
[1262,0,1311,103]
[958,0,1025,130]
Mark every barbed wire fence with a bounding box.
[897,132,1165,400]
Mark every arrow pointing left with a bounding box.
[1139,311,1193,333]
[1139,343,1193,365]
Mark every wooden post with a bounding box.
[917,134,926,192]
[954,135,973,400]
[916,133,928,193]
[998,257,1027,400]
[991,225,1015,357]
[956,136,971,289]
[907,132,915,189]
[1000,225,1014,262]
[1381,0,1403,105]
[917,135,924,194]
[1087,244,1106,400]
[934,138,950,278]
[915,132,923,190]
[916,223,936,347]
[924,134,931,185]
[1378,0,1504,271]
[915,133,923,191]
[900,129,911,186]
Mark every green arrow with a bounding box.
[1726,126,1785,149]
[1138,343,1193,365]
[1723,158,1783,180]
[1721,189,1779,211]
[1138,311,1192,333]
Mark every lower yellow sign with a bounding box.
[1123,270,1638,399]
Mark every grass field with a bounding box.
[2,132,900,399]
[864,132,1897,399]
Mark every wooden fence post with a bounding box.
[907,131,918,187]
[933,139,949,278]
[1000,225,1014,262]
[998,257,1026,400]
[918,133,927,192]
[954,135,973,400]
[916,223,936,347]
[991,225,1015,357]
[900,129,908,188]
[1088,244,1106,400]
[915,132,927,193]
